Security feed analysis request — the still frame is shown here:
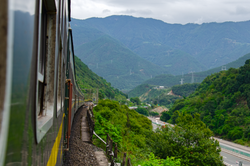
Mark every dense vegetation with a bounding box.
[128,84,154,98]
[136,107,149,116]
[128,84,182,108]
[93,100,223,165]
[172,83,200,97]
[74,56,127,100]
[162,60,250,145]
[130,97,141,105]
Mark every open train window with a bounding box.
[35,0,57,143]
[57,49,65,117]
[37,1,47,118]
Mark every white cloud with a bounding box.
[71,0,250,24]
[102,9,111,13]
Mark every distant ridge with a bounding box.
[128,52,250,95]
[72,16,250,71]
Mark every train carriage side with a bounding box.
[0,0,84,165]
[64,27,85,151]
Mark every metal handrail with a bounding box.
[93,131,106,144]
[93,131,118,166]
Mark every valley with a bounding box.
[72,16,250,91]
[71,15,250,165]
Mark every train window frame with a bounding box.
[35,0,57,143]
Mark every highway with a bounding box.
[221,151,250,166]
[148,117,250,166]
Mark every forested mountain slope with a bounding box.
[72,16,250,72]
[162,60,250,145]
[93,99,223,165]
[74,56,127,100]
[75,35,167,91]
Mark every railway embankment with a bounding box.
[63,106,107,166]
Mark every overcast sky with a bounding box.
[71,0,250,24]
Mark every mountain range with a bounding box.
[71,16,250,91]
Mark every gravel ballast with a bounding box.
[63,106,100,166]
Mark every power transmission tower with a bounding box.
[191,71,194,83]
[221,66,226,71]
[180,78,184,85]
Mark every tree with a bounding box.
[149,111,159,116]
[147,113,223,166]
[130,97,141,105]
[136,107,149,116]
[160,111,171,122]
[141,153,181,166]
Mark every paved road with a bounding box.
[148,116,250,165]
[221,151,250,166]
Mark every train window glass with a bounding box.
[60,0,64,38]
[56,51,62,117]
[37,82,44,118]
[38,3,47,75]
[64,9,67,44]
[58,0,61,28]
[0,0,9,163]
[37,1,46,117]
[0,0,7,131]
[61,62,66,109]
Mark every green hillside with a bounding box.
[75,35,167,91]
[93,99,222,165]
[74,56,127,100]
[162,60,250,145]
[172,83,200,97]
[127,84,155,98]
[142,74,180,87]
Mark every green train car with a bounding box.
[0,0,84,165]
